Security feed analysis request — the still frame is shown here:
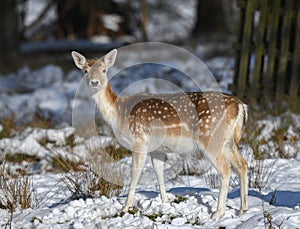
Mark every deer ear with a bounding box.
[71,51,86,70]
[104,49,117,68]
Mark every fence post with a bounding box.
[263,0,281,111]
[275,0,294,113]
[235,0,300,113]
[236,0,256,100]
[251,0,268,108]
[289,7,300,111]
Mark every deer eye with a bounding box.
[83,69,88,75]
[102,69,106,73]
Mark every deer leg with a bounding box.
[150,152,168,203]
[211,153,232,219]
[229,144,248,215]
[122,151,147,212]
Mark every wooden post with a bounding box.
[251,0,268,108]
[235,0,300,113]
[289,7,300,111]
[233,0,245,94]
[237,0,256,100]
[275,0,294,113]
[264,0,281,111]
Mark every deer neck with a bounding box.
[93,83,118,126]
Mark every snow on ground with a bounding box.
[0,155,300,228]
[0,49,300,228]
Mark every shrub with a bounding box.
[60,144,124,200]
[0,159,38,228]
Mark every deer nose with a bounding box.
[90,79,100,87]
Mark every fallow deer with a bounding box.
[71,49,248,219]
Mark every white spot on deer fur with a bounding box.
[212,117,216,123]
[163,115,166,119]
[206,110,210,114]
[158,111,162,114]
[143,109,147,113]
[164,107,168,110]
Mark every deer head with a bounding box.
[71,49,117,94]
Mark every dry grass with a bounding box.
[0,159,38,228]
[243,112,299,160]
[204,169,220,189]
[4,153,40,165]
[59,145,124,200]
[248,159,276,190]
[63,168,122,200]
[104,144,131,161]
[263,209,285,229]
[25,112,54,129]
[0,111,54,140]
[0,116,17,139]
[51,156,85,173]
[0,164,33,211]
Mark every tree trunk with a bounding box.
[192,0,228,38]
[0,0,20,73]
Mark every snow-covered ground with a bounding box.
[0,48,300,228]
[0,155,300,228]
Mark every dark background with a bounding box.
[0,0,237,73]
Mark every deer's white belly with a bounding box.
[150,135,198,155]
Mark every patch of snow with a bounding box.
[102,14,123,32]
[1,130,300,228]
[144,0,197,42]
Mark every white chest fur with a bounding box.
[93,91,116,126]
